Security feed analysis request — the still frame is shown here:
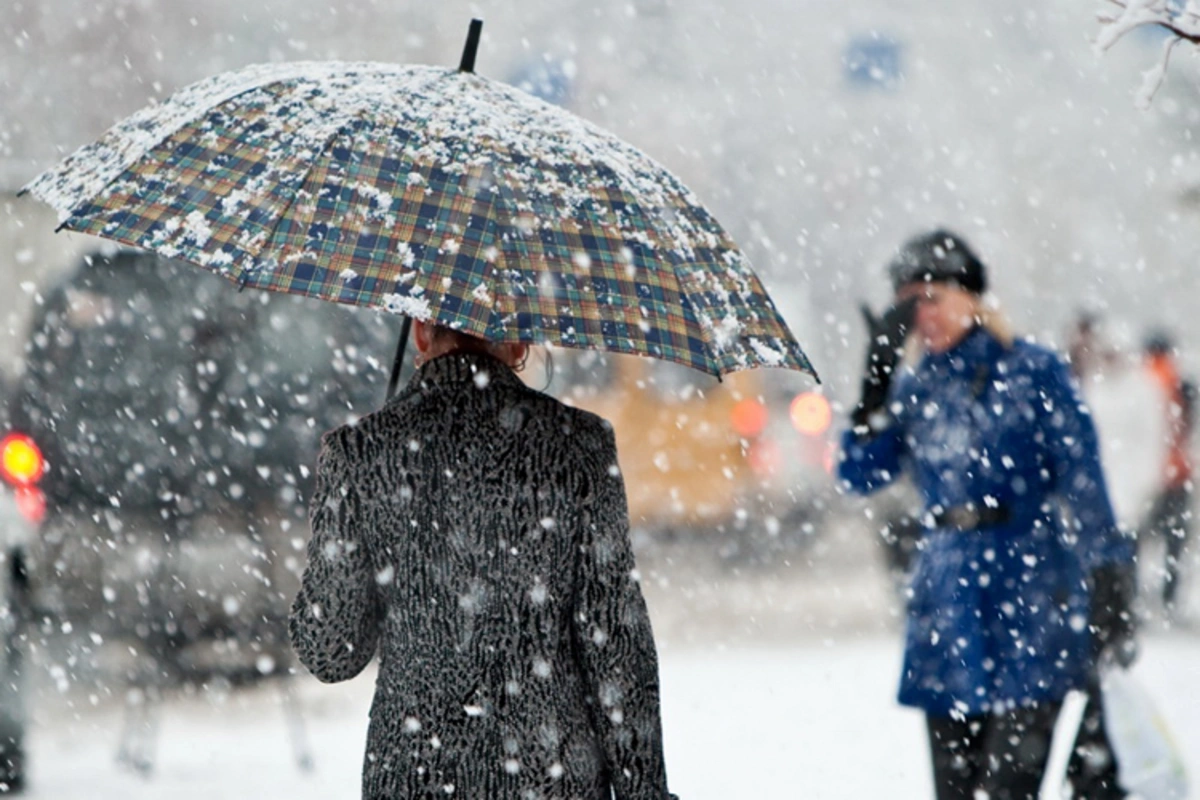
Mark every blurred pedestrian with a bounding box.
[1141,330,1195,617]
[1063,314,1162,538]
[1066,310,1108,382]
[838,229,1137,800]
[290,320,677,800]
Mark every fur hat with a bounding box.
[888,229,986,294]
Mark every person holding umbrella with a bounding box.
[838,230,1136,799]
[19,19,815,798]
[289,318,676,800]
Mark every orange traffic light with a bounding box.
[789,392,833,437]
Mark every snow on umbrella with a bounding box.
[21,19,817,392]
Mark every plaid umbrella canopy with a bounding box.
[22,20,817,391]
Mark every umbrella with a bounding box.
[21,19,817,395]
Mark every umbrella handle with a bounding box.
[386,316,412,401]
[458,19,483,73]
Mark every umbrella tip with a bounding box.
[458,18,483,73]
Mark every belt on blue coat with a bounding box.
[926,503,1010,531]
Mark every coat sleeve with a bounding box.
[837,425,906,495]
[1036,353,1136,570]
[289,428,382,683]
[571,424,673,800]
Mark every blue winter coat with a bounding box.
[839,327,1134,717]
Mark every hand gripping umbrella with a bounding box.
[22,19,817,398]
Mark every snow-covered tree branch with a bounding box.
[1097,0,1200,106]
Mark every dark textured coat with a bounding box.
[290,352,673,800]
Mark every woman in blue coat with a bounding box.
[838,230,1136,800]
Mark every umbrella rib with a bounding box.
[234,117,364,288]
[478,172,528,343]
[673,273,727,378]
[481,154,721,373]
[238,67,454,295]
[47,75,314,227]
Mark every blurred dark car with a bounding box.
[3,249,402,684]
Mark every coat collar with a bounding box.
[920,325,1001,378]
[408,350,526,395]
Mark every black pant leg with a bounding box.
[926,714,984,800]
[1161,486,1192,609]
[0,548,27,792]
[976,703,1059,800]
[1068,677,1127,799]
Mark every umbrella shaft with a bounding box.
[458,19,482,73]
[386,317,412,400]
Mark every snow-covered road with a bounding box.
[20,632,1199,799]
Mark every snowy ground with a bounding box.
[20,635,1199,799]
[18,527,1200,798]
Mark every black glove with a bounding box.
[1090,562,1138,668]
[851,297,916,433]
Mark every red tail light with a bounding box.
[1,432,45,487]
[14,486,45,525]
[730,398,769,439]
[747,438,782,477]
